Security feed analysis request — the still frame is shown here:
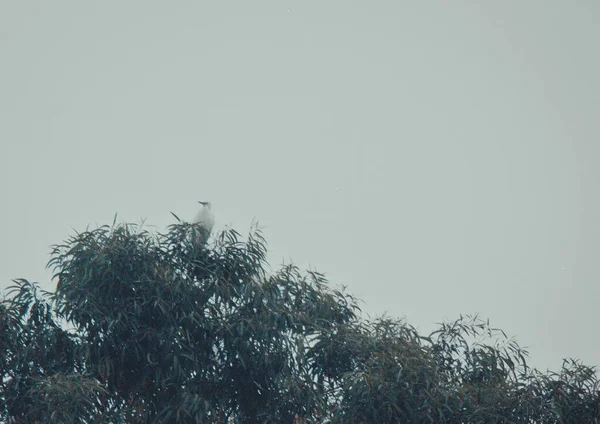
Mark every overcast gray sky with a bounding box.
[1,1,599,373]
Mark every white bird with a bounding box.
[192,201,215,244]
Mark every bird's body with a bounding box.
[192,201,215,244]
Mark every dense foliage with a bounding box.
[1,220,599,423]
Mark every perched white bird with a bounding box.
[192,201,215,244]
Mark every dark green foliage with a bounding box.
[1,220,599,423]
[0,279,105,422]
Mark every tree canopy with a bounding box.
[1,220,599,423]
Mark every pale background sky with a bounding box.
[1,1,599,373]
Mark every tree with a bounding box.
[1,219,599,423]
[2,221,358,423]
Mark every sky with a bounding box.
[1,1,599,373]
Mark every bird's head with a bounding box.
[198,201,211,209]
